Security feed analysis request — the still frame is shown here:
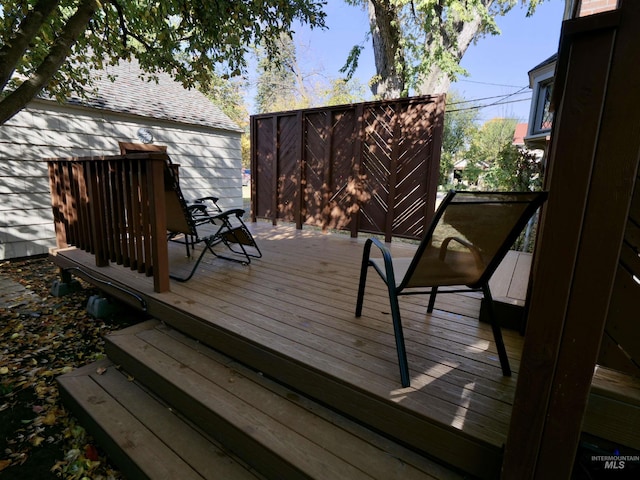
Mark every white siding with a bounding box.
[0,100,242,260]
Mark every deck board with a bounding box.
[489,250,532,304]
[52,222,524,478]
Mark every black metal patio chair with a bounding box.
[355,190,548,387]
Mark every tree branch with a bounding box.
[0,0,61,91]
[106,0,129,47]
[0,0,99,125]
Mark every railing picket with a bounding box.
[46,153,171,291]
[132,159,144,273]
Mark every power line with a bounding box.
[446,86,531,117]
[455,79,527,89]
[481,86,530,109]
[447,96,532,114]
[447,89,530,107]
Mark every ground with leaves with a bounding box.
[0,256,138,479]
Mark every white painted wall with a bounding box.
[0,99,242,260]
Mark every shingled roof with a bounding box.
[66,59,242,133]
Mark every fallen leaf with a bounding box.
[85,444,100,461]
[42,410,57,426]
[0,257,129,478]
[31,436,45,447]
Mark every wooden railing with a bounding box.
[47,153,170,292]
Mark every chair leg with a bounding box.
[481,284,512,376]
[355,240,373,317]
[170,240,212,282]
[355,238,410,387]
[389,289,411,388]
[213,218,261,264]
[427,286,438,313]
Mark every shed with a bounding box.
[0,60,243,260]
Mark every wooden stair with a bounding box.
[58,320,462,480]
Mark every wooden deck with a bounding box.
[52,222,526,479]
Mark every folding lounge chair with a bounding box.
[162,160,261,282]
[117,142,261,280]
[355,190,548,387]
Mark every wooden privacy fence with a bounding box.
[250,95,445,242]
[47,152,170,293]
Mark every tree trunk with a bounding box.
[367,0,405,99]
[0,0,98,125]
[366,0,492,97]
[417,15,483,95]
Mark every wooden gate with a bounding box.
[250,95,445,242]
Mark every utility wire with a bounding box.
[482,86,530,108]
[447,86,530,106]
[447,96,532,113]
[455,79,526,88]
[446,84,532,114]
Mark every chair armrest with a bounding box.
[209,208,246,221]
[364,237,398,286]
[194,196,222,212]
[439,236,483,269]
[187,204,218,227]
[188,204,209,215]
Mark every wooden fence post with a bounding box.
[351,103,365,238]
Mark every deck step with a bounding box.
[73,319,460,480]
[57,358,261,480]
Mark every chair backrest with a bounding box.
[163,163,197,236]
[118,142,195,236]
[401,190,548,290]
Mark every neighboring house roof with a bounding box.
[528,53,557,76]
[64,59,242,132]
[513,123,528,146]
[453,158,489,170]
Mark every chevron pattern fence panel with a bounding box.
[250,95,445,241]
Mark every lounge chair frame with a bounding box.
[117,142,261,281]
[161,160,261,282]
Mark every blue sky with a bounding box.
[287,0,565,123]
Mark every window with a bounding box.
[533,79,553,135]
[527,56,556,141]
